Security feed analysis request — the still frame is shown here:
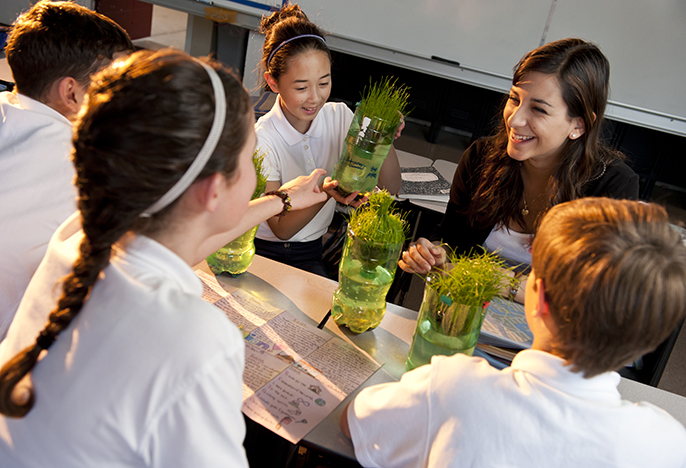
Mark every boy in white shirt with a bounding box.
[342,197,686,468]
[0,1,133,339]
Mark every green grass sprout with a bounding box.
[428,247,517,310]
[357,76,411,133]
[421,247,517,337]
[348,190,408,245]
[252,149,268,200]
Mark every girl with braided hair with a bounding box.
[0,49,326,467]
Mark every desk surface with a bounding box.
[212,255,686,461]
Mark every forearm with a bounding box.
[377,145,401,194]
[266,200,327,240]
[199,194,294,254]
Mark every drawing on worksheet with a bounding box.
[195,269,381,444]
[479,296,533,350]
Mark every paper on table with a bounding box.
[244,311,331,362]
[197,269,229,302]
[242,335,383,443]
[213,289,284,334]
[242,346,290,400]
[299,339,382,395]
[196,270,381,444]
[243,366,346,443]
[479,296,533,349]
[402,172,438,182]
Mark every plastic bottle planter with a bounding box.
[405,273,489,371]
[206,225,259,276]
[331,107,401,197]
[331,227,403,333]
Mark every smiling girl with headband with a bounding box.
[0,49,326,467]
[253,4,403,277]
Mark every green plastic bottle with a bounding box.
[331,77,409,197]
[331,109,399,197]
[206,226,259,276]
[331,230,403,333]
[405,277,485,371]
[331,191,407,333]
[206,149,267,275]
[405,251,516,371]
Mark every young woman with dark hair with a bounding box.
[400,38,639,302]
[0,49,326,467]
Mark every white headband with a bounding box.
[267,34,327,68]
[140,60,227,217]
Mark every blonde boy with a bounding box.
[342,197,686,467]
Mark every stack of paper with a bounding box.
[477,297,533,364]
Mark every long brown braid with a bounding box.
[0,49,251,417]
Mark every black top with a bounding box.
[433,138,640,255]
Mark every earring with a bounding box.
[571,133,577,139]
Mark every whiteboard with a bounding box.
[298,0,552,78]
[289,0,686,135]
[546,0,686,124]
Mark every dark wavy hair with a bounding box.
[259,3,330,81]
[0,49,252,417]
[6,0,134,101]
[468,38,624,231]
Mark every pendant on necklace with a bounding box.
[521,207,529,216]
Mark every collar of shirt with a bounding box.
[11,92,73,126]
[112,231,203,298]
[510,349,622,403]
[268,96,325,146]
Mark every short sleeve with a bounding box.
[347,364,433,468]
[256,138,282,183]
[140,350,248,468]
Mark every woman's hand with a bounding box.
[513,275,527,304]
[497,271,527,304]
[398,238,447,274]
[278,168,328,210]
[322,177,369,208]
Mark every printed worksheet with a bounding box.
[214,290,284,334]
[196,270,381,444]
[480,296,533,349]
[243,366,346,443]
[197,269,229,302]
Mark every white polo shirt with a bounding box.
[254,99,353,242]
[348,349,686,468]
[0,92,77,340]
[0,213,248,468]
